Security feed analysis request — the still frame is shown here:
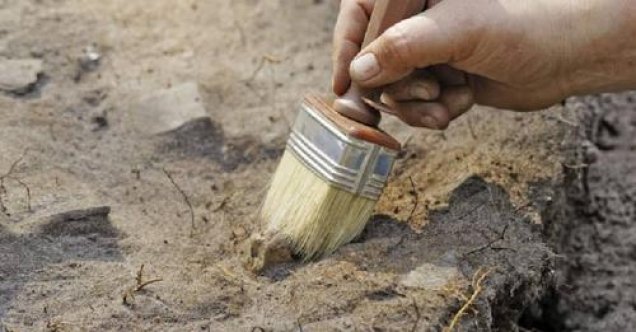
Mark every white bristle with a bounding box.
[261,151,376,259]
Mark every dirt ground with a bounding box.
[0,0,634,331]
[530,93,636,331]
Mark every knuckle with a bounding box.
[396,110,421,127]
[414,80,437,96]
[378,24,413,71]
[354,0,374,14]
[401,116,421,127]
[456,89,475,110]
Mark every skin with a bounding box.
[332,0,636,129]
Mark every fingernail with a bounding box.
[420,116,439,129]
[350,53,380,82]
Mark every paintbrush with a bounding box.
[260,0,415,259]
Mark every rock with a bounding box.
[0,58,43,93]
[74,44,102,81]
[37,206,117,237]
[400,262,462,291]
[78,45,101,72]
[134,82,209,135]
[46,206,111,223]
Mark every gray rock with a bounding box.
[400,262,462,290]
[0,58,43,92]
[134,82,209,135]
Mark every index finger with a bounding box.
[333,0,427,95]
[332,0,375,95]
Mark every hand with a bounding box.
[332,0,475,129]
[334,0,636,129]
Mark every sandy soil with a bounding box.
[1,0,633,331]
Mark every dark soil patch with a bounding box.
[523,92,636,331]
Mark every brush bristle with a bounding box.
[261,151,376,259]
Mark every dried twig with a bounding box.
[444,268,492,332]
[122,264,163,305]
[136,278,163,292]
[242,54,290,131]
[133,264,163,292]
[562,162,590,170]
[407,176,419,223]
[213,195,231,213]
[548,114,579,127]
[386,177,419,253]
[410,297,421,332]
[162,168,196,237]
[466,116,477,140]
[244,54,285,83]
[12,178,31,212]
[0,149,30,214]
[135,264,145,285]
[464,224,509,256]
[1,148,28,179]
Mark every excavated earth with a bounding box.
[0,0,634,331]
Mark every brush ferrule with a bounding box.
[286,101,398,200]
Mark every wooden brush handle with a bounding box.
[362,0,414,49]
[333,0,419,126]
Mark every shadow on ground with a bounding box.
[0,208,123,319]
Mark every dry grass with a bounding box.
[444,267,492,332]
[122,264,163,305]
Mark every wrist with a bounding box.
[565,0,636,96]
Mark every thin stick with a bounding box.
[410,297,421,332]
[1,148,29,179]
[12,178,32,212]
[245,54,285,83]
[407,176,419,223]
[548,114,578,127]
[136,264,145,285]
[123,264,163,304]
[464,224,509,256]
[136,278,164,292]
[466,117,477,140]
[0,149,30,214]
[445,268,492,332]
[162,168,196,237]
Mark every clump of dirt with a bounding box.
[242,232,294,274]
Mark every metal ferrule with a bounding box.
[286,102,398,200]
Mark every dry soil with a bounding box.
[0,1,634,331]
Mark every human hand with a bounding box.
[334,0,636,129]
[332,0,476,129]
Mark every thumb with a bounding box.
[350,8,471,88]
